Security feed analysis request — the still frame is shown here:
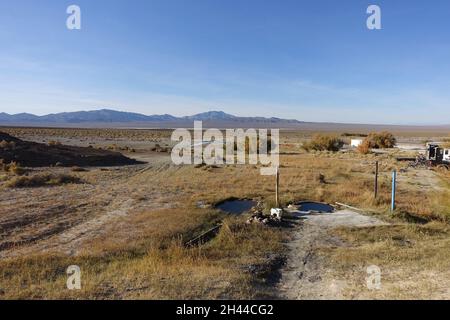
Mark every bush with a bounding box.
[7,161,26,175]
[0,140,16,150]
[357,140,372,154]
[302,134,344,152]
[0,160,26,175]
[364,132,396,149]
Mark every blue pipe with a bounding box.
[391,170,397,212]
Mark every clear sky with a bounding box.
[1,0,450,124]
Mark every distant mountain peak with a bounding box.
[185,110,237,120]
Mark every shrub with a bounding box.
[7,161,26,175]
[302,134,344,152]
[0,160,26,175]
[364,132,396,149]
[357,140,371,154]
[0,140,16,150]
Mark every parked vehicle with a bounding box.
[426,143,450,169]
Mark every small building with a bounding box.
[350,139,363,148]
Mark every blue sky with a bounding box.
[1,0,450,124]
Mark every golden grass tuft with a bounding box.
[0,160,26,175]
[357,139,371,154]
[6,173,82,188]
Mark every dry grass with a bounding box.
[140,151,449,221]
[323,222,450,299]
[356,140,371,154]
[5,173,82,188]
[442,138,450,148]
[1,127,173,142]
[0,160,26,175]
[0,213,283,299]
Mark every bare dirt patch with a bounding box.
[277,209,388,299]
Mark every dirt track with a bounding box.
[0,156,175,258]
[277,209,388,299]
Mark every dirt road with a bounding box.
[277,209,388,299]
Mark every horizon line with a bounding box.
[1,108,450,127]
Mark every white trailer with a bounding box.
[350,139,363,148]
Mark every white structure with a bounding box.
[444,149,450,162]
[270,208,283,220]
[351,139,363,148]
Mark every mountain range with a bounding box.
[1,109,448,130]
[0,109,302,125]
